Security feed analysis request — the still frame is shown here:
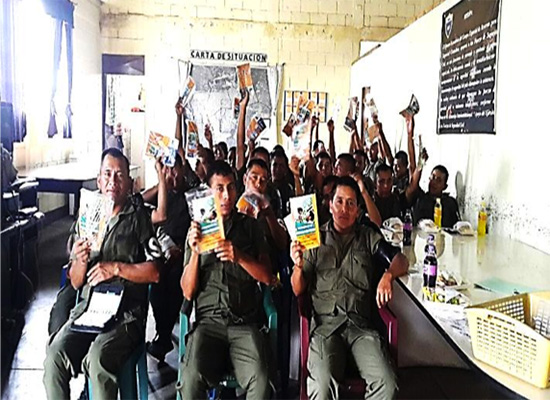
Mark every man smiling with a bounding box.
[43,148,161,399]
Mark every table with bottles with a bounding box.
[397,230,550,400]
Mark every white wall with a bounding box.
[351,0,550,254]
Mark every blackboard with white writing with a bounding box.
[437,0,501,134]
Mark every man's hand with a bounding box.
[351,172,366,192]
[204,124,213,143]
[87,262,118,287]
[154,157,163,176]
[376,271,393,308]
[72,239,91,266]
[311,114,319,129]
[187,221,201,254]
[175,101,184,116]
[290,240,305,269]
[240,89,250,108]
[327,118,334,133]
[289,156,300,177]
[215,240,238,263]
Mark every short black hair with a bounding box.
[101,148,130,174]
[332,176,361,204]
[322,175,338,190]
[270,149,289,165]
[246,158,269,174]
[272,144,285,154]
[199,147,215,165]
[251,146,269,160]
[313,140,325,152]
[353,149,368,159]
[217,141,228,156]
[375,163,393,178]
[433,165,449,183]
[395,151,408,166]
[205,160,235,186]
[174,153,183,168]
[315,151,331,163]
[337,153,356,172]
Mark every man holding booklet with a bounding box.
[43,149,162,400]
[178,160,274,399]
[290,176,408,399]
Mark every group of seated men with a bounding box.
[43,89,460,399]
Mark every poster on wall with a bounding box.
[437,0,501,134]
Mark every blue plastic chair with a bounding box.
[177,285,278,400]
[60,265,149,400]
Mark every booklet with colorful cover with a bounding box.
[186,120,199,159]
[237,63,253,94]
[246,115,267,142]
[400,94,420,117]
[236,191,266,219]
[179,76,196,107]
[282,113,296,137]
[288,194,320,250]
[296,97,315,124]
[344,96,359,132]
[77,189,114,252]
[185,187,225,253]
[292,120,311,159]
[145,131,178,167]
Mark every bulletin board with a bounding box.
[283,90,328,122]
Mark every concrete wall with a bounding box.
[351,0,550,254]
[100,0,444,155]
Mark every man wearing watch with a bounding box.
[290,176,408,399]
[43,148,162,400]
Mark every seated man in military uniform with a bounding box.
[178,160,274,399]
[43,148,162,400]
[290,176,408,400]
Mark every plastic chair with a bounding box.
[59,266,149,400]
[298,295,398,400]
[177,285,278,399]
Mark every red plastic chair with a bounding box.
[298,295,398,400]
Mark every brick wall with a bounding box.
[100,0,443,150]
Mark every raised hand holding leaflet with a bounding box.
[179,76,196,107]
[77,189,114,252]
[237,63,253,95]
[246,115,267,142]
[186,120,199,159]
[185,186,225,253]
[400,94,420,117]
[145,131,178,167]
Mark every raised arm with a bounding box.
[378,122,394,166]
[406,115,417,177]
[236,90,250,171]
[405,148,428,204]
[151,159,167,225]
[353,173,382,227]
[289,156,304,196]
[328,118,336,163]
[204,123,213,150]
[175,101,185,159]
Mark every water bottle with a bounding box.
[403,209,413,246]
[434,198,442,228]
[423,242,438,290]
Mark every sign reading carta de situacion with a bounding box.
[190,50,268,64]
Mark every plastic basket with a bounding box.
[465,291,550,388]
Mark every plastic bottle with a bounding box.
[403,209,413,246]
[478,199,487,236]
[434,198,442,228]
[423,240,438,290]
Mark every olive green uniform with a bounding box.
[177,212,271,399]
[302,222,397,400]
[43,199,162,400]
